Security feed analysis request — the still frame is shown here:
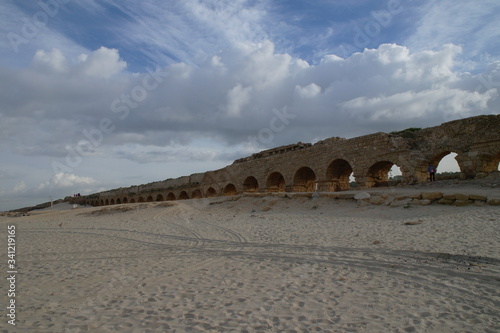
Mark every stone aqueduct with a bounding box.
[75,115,500,206]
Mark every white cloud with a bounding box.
[296,83,321,99]
[226,84,252,117]
[13,181,27,194]
[1,42,498,179]
[33,48,68,73]
[406,0,500,62]
[78,47,127,78]
[37,173,97,190]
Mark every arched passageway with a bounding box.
[146,195,153,202]
[429,152,461,181]
[123,197,128,204]
[243,176,259,192]
[326,159,353,191]
[192,189,202,199]
[130,198,136,203]
[110,199,115,205]
[223,184,237,196]
[179,191,189,200]
[206,187,217,197]
[105,199,109,205]
[293,167,316,192]
[138,197,145,203]
[366,161,401,187]
[266,172,286,192]
[156,194,164,201]
[116,198,121,204]
[166,193,176,201]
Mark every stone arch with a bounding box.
[110,198,115,205]
[138,197,145,203]
[484,150,500,172]
[366,161,400,188]
[243,176,259,192]
[179,191,189,200]
[192,189,203,199]
[105,199,109,205]
[266,172,286,192]
[293,167,317,192]
[223,184,237,196]
[146,195,154,202]
[166,192,176,201]
[326,159,353,191]
[116,198,121,204]
[206,187,217,197]
[123,197,128,204]
[434,152,461,179]
[156,194,164,201]
[130,198,136,203]
[100,199,104,206]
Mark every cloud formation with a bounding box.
[1,42,498,167]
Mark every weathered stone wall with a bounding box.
[76,115,500,206]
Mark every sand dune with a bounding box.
[1,192,499,332]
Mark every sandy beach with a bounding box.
[1,185,499,332]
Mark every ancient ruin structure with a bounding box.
[75,115,500,206]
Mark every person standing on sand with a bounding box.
[428,163,436,182]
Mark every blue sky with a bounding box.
[0,0,499,210]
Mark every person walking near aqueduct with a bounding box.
[428,163,436,182]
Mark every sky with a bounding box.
[0,0,499,211]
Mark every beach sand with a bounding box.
[1,188,499,332]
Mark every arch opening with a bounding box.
[434,152,461,180]
[223,184,237,196]
[266,172,285,192]
[100,199,104,206]
[123,197,128,204]
[116,198,121,204]
[179,191,189,200]
[206,187,217,197]
[366,161,401,188]
[166,192,176,201]
[146,195,154,202]
[156,194,164,201]
[243,176,259,192]
[192,189,202,199]
[138,197,145,203]
[105,199,109,206]
[293,167,316,192]
[326,159,353,191]
[130,198,136,203]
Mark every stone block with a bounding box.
[437,199,454,205]
[455,194,469,201]
[487,199,500,206]
[419,199,432,206]
[443,194,456,200]
[390,199,411,208]
[354,192,370,200]
[469,194,487,201]
[369,196,386,205]
[421,192,443,201]
[454,200,473,206]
